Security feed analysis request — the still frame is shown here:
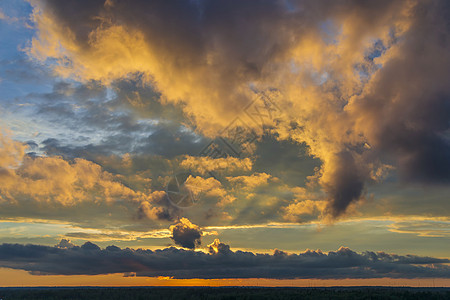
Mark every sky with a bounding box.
[0,0,449,287]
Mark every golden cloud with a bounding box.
[0,131,165,219]
[24,0,450,219]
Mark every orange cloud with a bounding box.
[179,156,252,175]
[25,0,450,219]
[226,172,272,190]
[0,131,165,219]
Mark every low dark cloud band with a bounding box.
[0,241,448,279]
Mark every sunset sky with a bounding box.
[0,0,449,287]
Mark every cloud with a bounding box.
[24,0,450,219]
[321,151,366,218]
[226,173,272,190]
[63,229,173,242]
[178,175,236,208]
[169,218,202,249]
[284,200,327,223]
[0,240,448,279]
[179,156,253,176]
[0,8,20,24]
[388,220,450,238]
[6,77,200,160]
[0,147,158,206]
[207,238,231,255]
[0,130,27,169]
[1,129,307,229]
[55,239,75,249]
[346,0,450,185]
[0,131,172,226]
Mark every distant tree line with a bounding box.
[0,287,449,300]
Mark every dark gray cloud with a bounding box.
[169,218,202,249]
[207,239,231,255]
[55,239,75,249]
[110,76,186,122]
[0,240,448,279]
[321,0,450,216]
[324,151,365,217]
[31,80,205,158]
[350,0,450,185]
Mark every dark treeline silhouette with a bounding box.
[0,287,449,300]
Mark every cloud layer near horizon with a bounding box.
[0,239,448,279]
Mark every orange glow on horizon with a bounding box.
[0,268,448,288]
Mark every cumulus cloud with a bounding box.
[284,200,327,223]
[1,132,152,205]
[226,173,272,190]
[0,131,171,225]
[1,130,301,228]
[207,238,231,255]
[0,240,448,279]
[55,239,75,249]
[169,218,202,249]
[179,156,253,176]
[24,0,450,219]
[182,176,236,208]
